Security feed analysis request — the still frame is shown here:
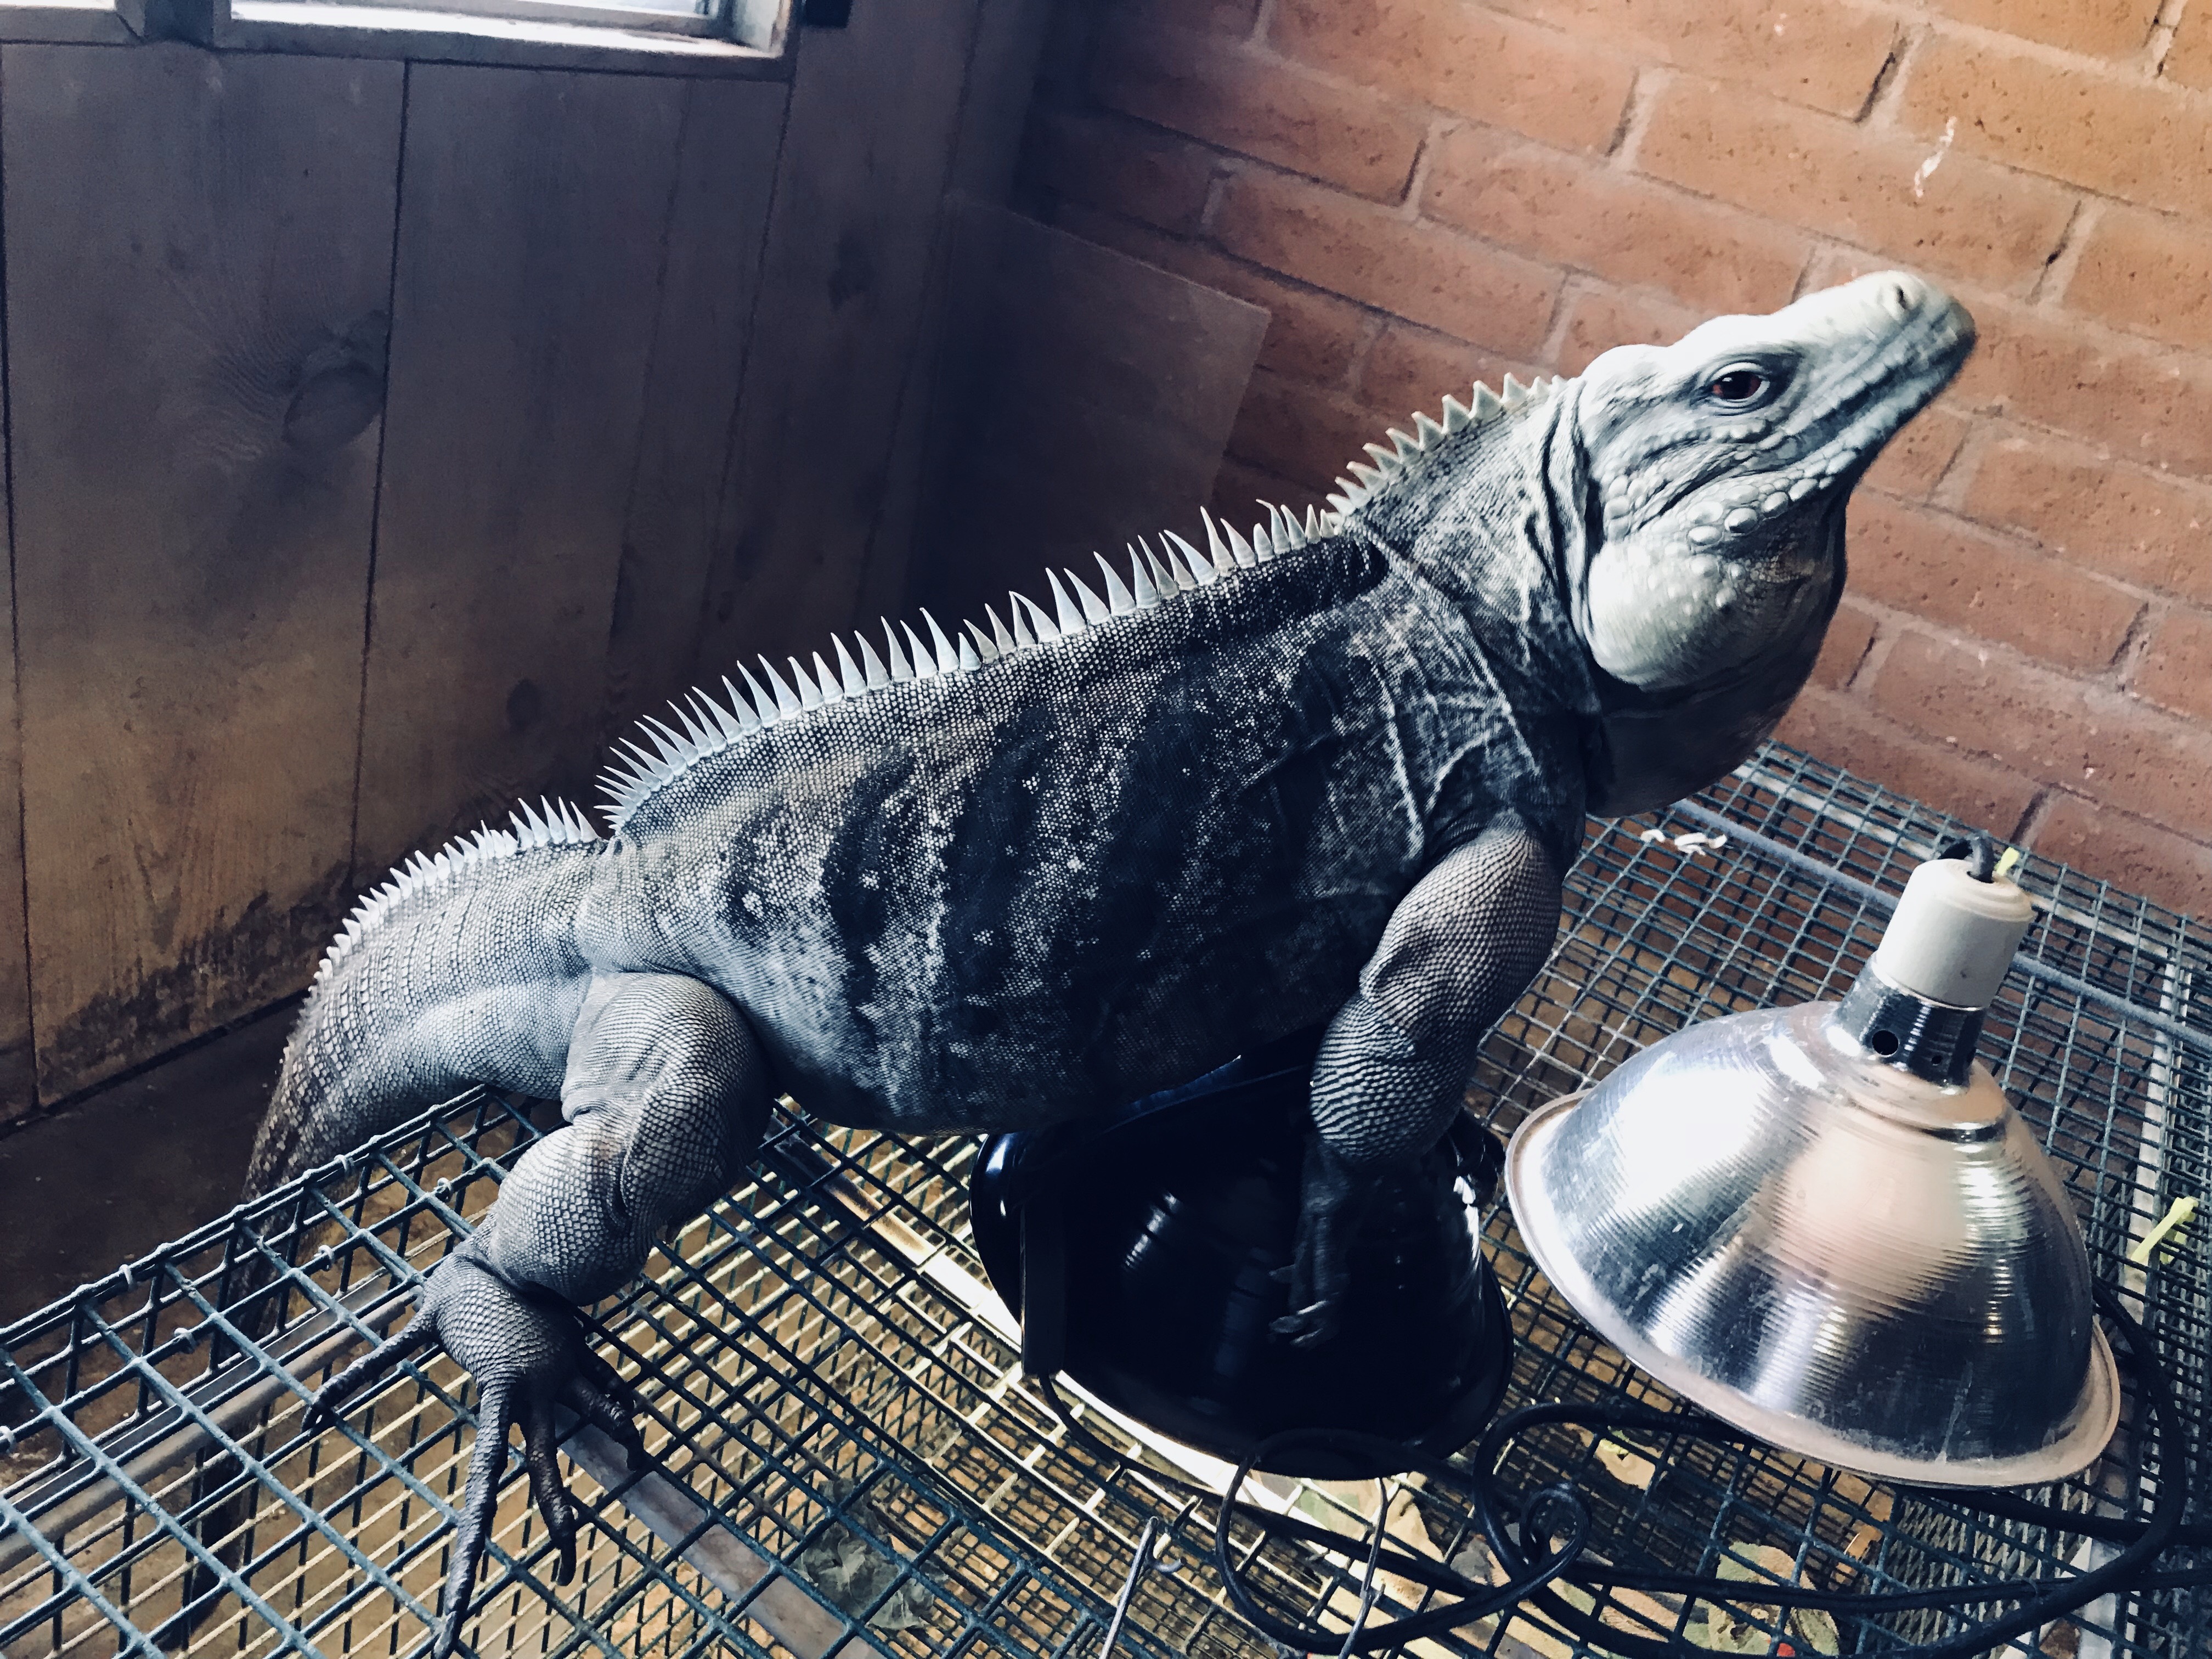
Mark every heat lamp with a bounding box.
[1505,841,2119,1485]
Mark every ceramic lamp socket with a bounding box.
[1870,857,2036,1013]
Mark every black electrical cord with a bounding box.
[1036,1376,1593,1650]
[1936,832,2001,882]
[1035,1282,2205,1658]
[1475,1284,2200,1658]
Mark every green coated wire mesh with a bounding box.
[1,742,2204,1659]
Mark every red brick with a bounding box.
[1949,301,2212,483]
[1359,323,1532,424]
[1549,284,1702,375]
[2169,2,2212,93]
[2132,606,2212,723]
[2063,205,2212,353]
[1422,125,1807,315]
[1226,368,1387,492]
[1211,454,1329,523]
[1845,495,2143,672]
[2030,795,2212,920]
[1925,0,2161,60]
[1024,110,1216,235]
[1271,0,1635,154]
[1055,207,1372,387]
[1212,169,1562,356]
[1775,687,2039,835]
[1092,27,1426,203]
[1867,632,2212,831]
[1808,602,1878,691]
[1900,33,2212,220]
[1961,435,2212,604]
[1639,78,2080,296]
[1863,400,1971,499]
[1484,0,1900,118]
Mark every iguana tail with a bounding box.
[244,801,605,1195]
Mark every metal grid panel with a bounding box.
[2,743,2205,1659]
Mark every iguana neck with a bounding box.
[1350,387,1605,736]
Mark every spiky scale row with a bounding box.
[592,499,1352,831]
[592,520,1260,826]
[312,799,601,990]
[1325,371,1561,517]
[596,376,1544,832]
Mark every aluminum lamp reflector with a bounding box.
[1504,848,2120,1486]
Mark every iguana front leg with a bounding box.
[313,972,769,1657]
[1276,817,1560,1346]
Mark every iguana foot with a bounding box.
[310,1252,646,1658]
[1269,1135,1358,1348]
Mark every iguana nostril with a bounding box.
[1880,279,1915,320]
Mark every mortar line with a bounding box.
[2108,600,2165,689]
[2029,196,2097,310]
[2012,787,2058,850]
[1858,20,1922,127]
[1605,65,1657,166]
[2148,0,2189,72]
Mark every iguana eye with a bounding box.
[1707,368,1769,404]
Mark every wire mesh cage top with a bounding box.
[2,743,2205,1659]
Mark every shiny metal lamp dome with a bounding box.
[1506,848,2118,1486]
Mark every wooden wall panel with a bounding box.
[0,312,29,1125]
[3,42,403,1099]
[695,0,991,672]
[357,64,690,871]
[605,78,788,737]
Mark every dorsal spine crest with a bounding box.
[314,798,601,988]
[591,374,1548,833]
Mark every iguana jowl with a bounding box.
[251,271,1972,1652]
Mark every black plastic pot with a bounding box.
[967,1030,1514,1478]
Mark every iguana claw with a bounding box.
[1271,1132,1355,1348]
[1268,1301,1339,1347]
[310,1252,641,1657]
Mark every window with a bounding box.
[196,0,790,73]
[0,0,137,46]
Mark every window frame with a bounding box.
[0,0,138,45]
[150,0,792,76]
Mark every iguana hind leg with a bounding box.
[1277,817,1559,1346]
[313,971,770,1658]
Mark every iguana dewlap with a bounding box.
[251,272,1973,1653]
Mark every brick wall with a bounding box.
[1013,0,2212,917]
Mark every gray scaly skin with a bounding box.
[251,271,1972,1655]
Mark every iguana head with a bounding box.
[1333,272,1971,819]
[1568,271,1974,811]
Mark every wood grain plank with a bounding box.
[0,252,29,1124]
[604,77,787,738]
[357,63,686,872]
[3,42,403,1099]
[693,0,990,673]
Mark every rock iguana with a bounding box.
[248,270,1974,1654]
